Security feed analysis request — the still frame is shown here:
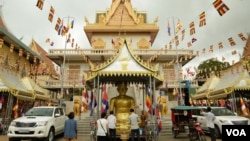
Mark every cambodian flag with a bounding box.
[101,84,109,113]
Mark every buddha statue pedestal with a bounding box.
[120,132,129,141]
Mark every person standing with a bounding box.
[128,109,141,141]
[107,111,116,141]
[64,112,77,141]
[201,107,216,141]
[97,112,109,141]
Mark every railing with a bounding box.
[48,48,193,56]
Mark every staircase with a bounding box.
[76,112,174,137]
[76,112,98,136]
[158,116,173,137]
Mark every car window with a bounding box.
[212,108,235,116]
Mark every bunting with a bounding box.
[209,45,213,53]
[218,42,223,49]
[181,30,185,41]
[48,6,55,23]
[231,50,237,55]
[55,17,62,32]
[228,37,236,46]
[36,0,44,10]
[189,21,195,35]
[238,33,247,41]
[213,0,230,16]
[101,84,109,113]
[199,11,206,27]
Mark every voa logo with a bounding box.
[226,129,246,136]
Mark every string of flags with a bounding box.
[35,0,79,49]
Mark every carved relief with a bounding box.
[137,38,151,49]
[91,38,106,49]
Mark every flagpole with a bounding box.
[171,17,184,106]
[60,16,74,106]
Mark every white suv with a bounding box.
[8,106,67,141]
[192,107,250,138]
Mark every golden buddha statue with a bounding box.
[110,83,135,133]
[157,92,168,116]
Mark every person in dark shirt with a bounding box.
[64,112,77,141]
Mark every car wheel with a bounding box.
[43,128,55,141]
[214,125,221,138]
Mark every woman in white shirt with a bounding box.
[96,112,109,141]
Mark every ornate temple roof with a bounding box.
[86,38,163,86]
[84,0,159,46]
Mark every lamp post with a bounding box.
[60,16,74,106]
[170,17,184,106]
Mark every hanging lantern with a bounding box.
[26,53,30,60]
[0,38,3,48]
[10,44,14,52]
[34,56,37,63]
[19,49,23,57]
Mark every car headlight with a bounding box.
[9,121,16,127]
[219,120,232,125]
[36,121,48,127]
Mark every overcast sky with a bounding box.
[1,0,250,73]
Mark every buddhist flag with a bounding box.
[101,84,109,113]
[36,0,44,10]
[48,6,55,23]
[199,11,206,27]
[189,21,195,35]
[228,37,236,46]
[175,36,179,46]
[175,19,182,33]
[238,33,247,41]
[68,20,74,29]
[146,87,152,114]
[213,0,230,16]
